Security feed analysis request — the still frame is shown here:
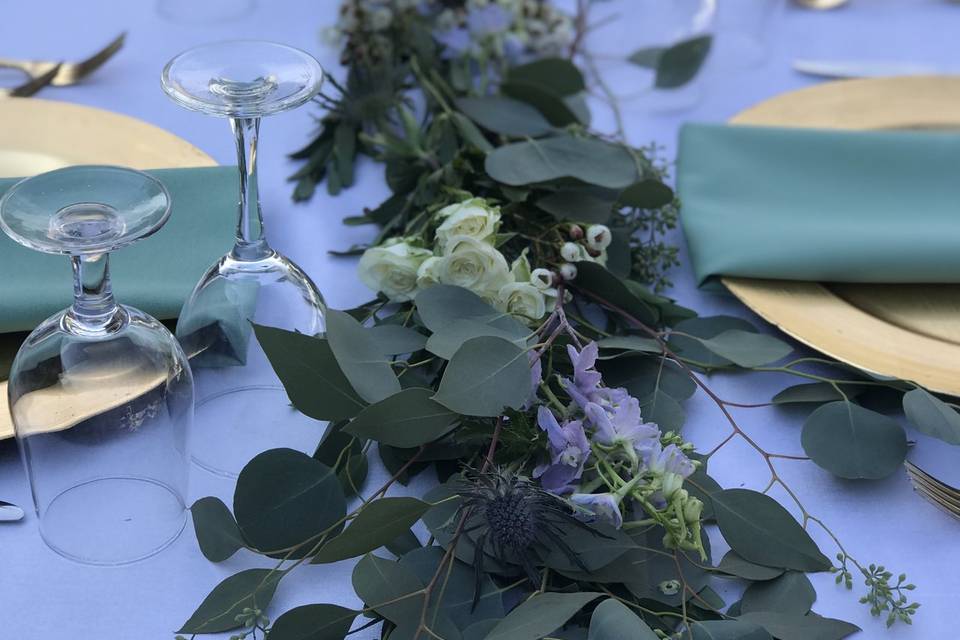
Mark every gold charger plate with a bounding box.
[723,76,960,396]
[0,98,215,440]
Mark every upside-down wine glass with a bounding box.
[1,165,192,565]
[161,41,327,478]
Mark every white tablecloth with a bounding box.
[1,1,957,638]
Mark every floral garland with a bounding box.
[174,2,947,639]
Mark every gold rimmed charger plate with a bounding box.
[0,98,215,440]
[723,76,960,396]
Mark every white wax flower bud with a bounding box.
[358,242,433,302]
[586,224,612,251]
[530,268,554,290]
[683,496,704,525]
[559,263,578,281]
[560,242,582,262]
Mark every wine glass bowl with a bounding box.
[1,165,192,565]
[162,41,327,478]
[161,41,324,118]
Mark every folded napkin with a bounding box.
[678,123,960,284]
[0,166,237,333]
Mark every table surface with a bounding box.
[1,1,958,638]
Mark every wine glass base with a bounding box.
[189,385,326,478]
[39,476,186,566]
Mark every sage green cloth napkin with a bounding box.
[677,123,960,284]
[0,166,237,333]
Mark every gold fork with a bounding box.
[0,32,125,95]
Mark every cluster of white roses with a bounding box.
[358,198,557,321]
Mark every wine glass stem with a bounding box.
[230,116,270,261]
[66,253,123,334]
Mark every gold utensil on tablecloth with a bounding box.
[0,33,125,98]
[793,0,849,9]
[724,76,960,397]
[0,98,215,441]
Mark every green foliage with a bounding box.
[716,551,784,582]
[903,387,960,444]
[190,497,244,563]
[268,604,359,640]
[484,592,602,640]
[313,497,431,564]
[178,569,282,634]
[326,309,401,403]
[234,449,346,556]
[485,136,638,189]
[801,401,908,479]
[587,599,658,640]
[345,387,457,448]
[741,572,817,616]
[628,35,714,89]
[433,336,532,416]
[712,489,831,572]
[737,612,860,640]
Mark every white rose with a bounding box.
[510,250,532,282]
[416,255,444,289]
[498,282,547,321]
[439,235,512,296]
[434,198,501,251]
[530,268,554,290]
[586,224,612,251]
[358,242,433,302]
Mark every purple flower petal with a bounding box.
[570,492,623,528]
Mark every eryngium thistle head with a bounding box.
[455,469,608,604]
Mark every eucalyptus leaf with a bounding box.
[268,604,359,640]
[903,387,960,445]
[506,57,586,95]
[588,599,658,640]
[178,569,283,634]
[537,190,615,224]
[464,620,499,640]
[313,497,430,564]
[254,324,366,421]
[772,383,867,405]
[599,354,696,401]
[740,572,816,615]
[716,551,784,581]
[622,528,711,606]
[234,448,347,555]
[191,497,245,563]
[386,528,422,556]
[801,401,907,479]
[416,285,528,337]
[456,96,553,137]
[574,261,659,326]
[686,463,722,522]
[629,35,713,89]
[689,619,771,640]
[596,336,661,355]
[426,318,529,360]
[697,330,793,368]
[484,592,602,640]
[351,553,424,624]
[501,81,583,126]
[367,324,428,356]
[399,546,505,629]
[326,309,401,403]
[345,387,458,447]
[738,612,860,640]
[433,336,532,417]
[713,489,831,572]
[451,112,495,152]
[617,179,675,209]
[669,316,757,369]
[485,136,638,189]
[640,389,685,432]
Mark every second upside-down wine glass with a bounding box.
[161,41,327,477]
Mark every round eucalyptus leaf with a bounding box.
[345,388,457,448]
[455,96,553,137]
[801,401,907,479]
[697,329,793,368]
[506,57,586,96]
[326,308,401,404]
[485,136,638,189]
[234,448,347,556]
[433,336,532,417]
[178,569,283,634]
[485,592,602,640]
[351,553,424,624]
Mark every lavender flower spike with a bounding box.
[570,492,623,529]
[534,406,590,493]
